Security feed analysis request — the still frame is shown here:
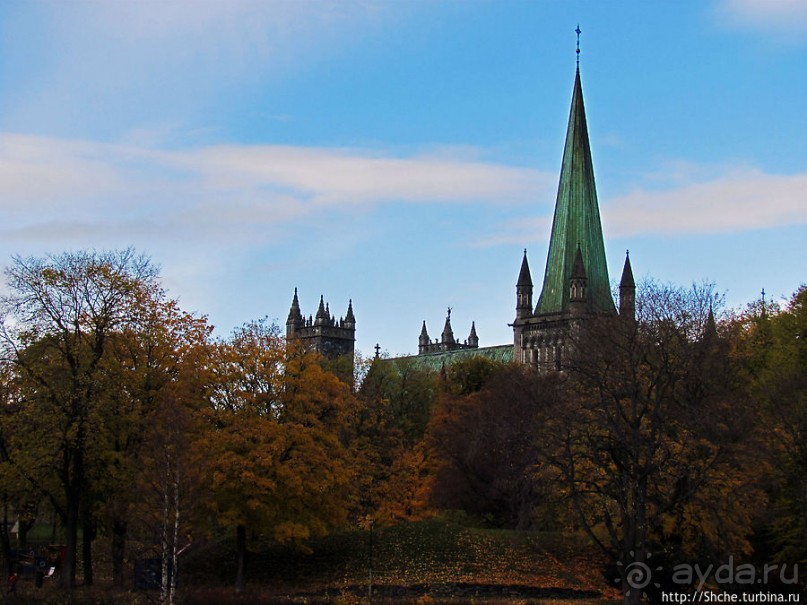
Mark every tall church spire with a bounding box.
[535,55,615,315]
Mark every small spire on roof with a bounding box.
[287,287,303,323]
[441,308,455,345]
[345,299,356,326]
[620,250,635,289]
[571,243,587,280]
[517,249,533,287]
[468,321,479,348]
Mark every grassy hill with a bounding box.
[180,518,614,603]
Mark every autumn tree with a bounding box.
[540,281,763,605]
[202,320,357,592]
[427,362,559,529]
[355,357,439,522]
[95,296,212,588]
[731,286,807,566]
[0,249,161,588]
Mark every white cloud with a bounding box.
[716,0,807,36]
[606,168,807,237]
[183,145,547,206]
[3,134,803,261]
[0,133,546,248]
[477,166,807,246]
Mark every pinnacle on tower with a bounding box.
[517,249,533,287]
[345,299,356,327]
[287,287,303,323]
[569,244,588,306]
[570,243,587,280]
[418,321,430,353]
[702,303,718,342]
[619,250,636,320]
[315,295,328,326]
[516,249,534,320]
[535,64,615,316]
[441,308,455,345]
[468,321,479,348]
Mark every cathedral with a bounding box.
[511,62,635,370]
[287,55,635,372]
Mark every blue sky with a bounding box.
[1,0,805,357]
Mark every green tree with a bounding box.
[733,286,807,566]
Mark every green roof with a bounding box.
[381,345,514,372]
[536,67,615,315]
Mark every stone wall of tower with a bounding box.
[286,291,355,360]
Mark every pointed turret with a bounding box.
[345,299,356,327]
[703,304,717,341]
[286,288,304,338]
[468,321,479,348]
[516,249,534,320]
[441,308,455,346]
[535,66,615,316]
[418,321,430,354]
[314,295,328,326]
[287,288,303,322]
[619,250,636,320]
[569,243,587,299]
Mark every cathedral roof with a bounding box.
[535,67,615,315]
[381,344,514,373]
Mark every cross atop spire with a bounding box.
[575,25,581,65]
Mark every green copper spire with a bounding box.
[535,66,615,315]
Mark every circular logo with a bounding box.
[624,561,653,590]
[616,551,662,597]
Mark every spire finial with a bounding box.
[575,24,581,65]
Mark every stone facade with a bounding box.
[418,308,478,354]
[286,289,355,359]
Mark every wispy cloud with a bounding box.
[606,169,807,237]
[716,0,807,37]
[0,133,547,248]
[477,166,807,246]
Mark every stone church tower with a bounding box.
[286,289,356,359]
[512,64,635,370]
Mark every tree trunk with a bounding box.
[112,518,127,587]
[169,465,180,605]
[235,524,247,593]
[18,517,34,548]
[61,500,78,589]
[161,458,170,605]
[0,499,11,579]
[82,508,94,586]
